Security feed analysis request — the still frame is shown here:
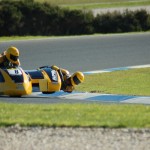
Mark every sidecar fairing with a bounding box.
[0,67,32,97]
[26,67,62,94]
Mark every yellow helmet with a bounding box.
[5,46,20,65]
[70,71,84,86]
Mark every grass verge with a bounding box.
[76,68,150,96]
[0,103,149,128]
[34,0,150,10]
[61,1,150,10]
[0,36,50,42]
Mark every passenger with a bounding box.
[51,65,84,93]
[0,46,20,68]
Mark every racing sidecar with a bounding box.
[0,67,32,97]
[0,66,62,96]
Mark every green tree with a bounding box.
[0,2,22,36]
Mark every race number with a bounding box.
[7,69,22,75]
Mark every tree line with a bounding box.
[0,0,150,36]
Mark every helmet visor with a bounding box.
[73,76,81,85]
[10,54,19,61]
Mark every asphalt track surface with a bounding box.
[0,32,150,103]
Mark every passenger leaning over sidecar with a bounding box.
[0,46,20,68]
[51,65,84,93]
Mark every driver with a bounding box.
[51,65,84,93]
[0,46,20,68]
